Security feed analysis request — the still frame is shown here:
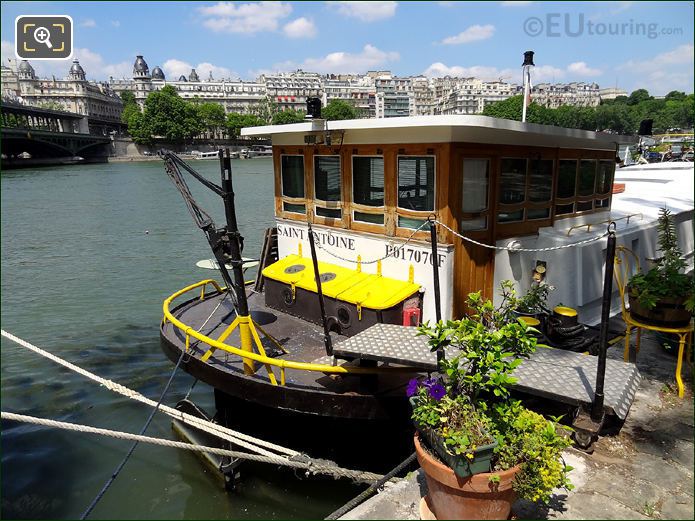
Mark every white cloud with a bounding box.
[423,62,565,82]
[271,44,399,75]
[437,1,456,6]
[283,17,317,39]
[162,58,238,80]
[608,1,634,15]
[567,61,602,76]
[111,20,121,28]
[80,19,97,28]
[198,1,292,33]
[423,62,513,80]
[1,45,131,80]
[500,1,534,6]
[442,24,495,45]
[654,44,694,65]
[1,40,14,62]
[617,44,694,94]
[329,1,397,22]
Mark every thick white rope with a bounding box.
[1,411,389,484]
[0,329,295,458]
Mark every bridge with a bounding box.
[1,103,111,168]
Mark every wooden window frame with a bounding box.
[312,153,344,227]
[276,150,308,221]
[552,157,614,219]
[350,154,387,233]
[395,154,437,233]
[460,157,491,232]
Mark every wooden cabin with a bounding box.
[242,115,621,322]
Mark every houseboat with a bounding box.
[159,115,693,466]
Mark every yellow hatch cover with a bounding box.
[262,254,420,310]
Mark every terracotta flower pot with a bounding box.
[415,433,521,520]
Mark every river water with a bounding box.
[1,158,360,519]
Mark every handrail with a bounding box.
[162,280,420,384]
[566,213,643,236]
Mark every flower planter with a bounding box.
[416,423,497,478]
[409,398,497,478]
[628,293,692,327]
[415,434,521,520]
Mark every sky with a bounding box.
[1,1,693,95]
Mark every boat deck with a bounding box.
[162,290,640,420]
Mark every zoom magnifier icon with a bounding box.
[33,26,53,48]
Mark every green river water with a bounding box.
[1,158,360,519]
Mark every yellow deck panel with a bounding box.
[262,254,420,310]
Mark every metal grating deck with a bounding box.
[333,323,443,370]
[332,324,641,419]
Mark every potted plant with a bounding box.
[627,207,695,326]
[514,281,552,320]
[410,284,573,520]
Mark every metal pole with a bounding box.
[591,224,616,420]
[521,65,529,123]
[429,218,443,362]
[307,222,333,356]
[218,149,249,317]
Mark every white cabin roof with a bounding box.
[241,115,631,151]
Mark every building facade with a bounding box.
[5,58,124,134]
[5,55,610,127]
[531,82,601,109]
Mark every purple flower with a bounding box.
[406,378,419,397]
[428,383,446,401]
[423,377,438,390]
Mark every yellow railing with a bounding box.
[162,279,421,386]
[566,213,643,236]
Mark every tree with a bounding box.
[226,112,265,138]
[130,85,202,143]
[627,89,651,106]
[120,90,136,106]
[196,102,226,138]
[481,95,555,125]
[249,97,279,124]
[272,108,305,125]
[322,99,360,120]
[665,91,686,102]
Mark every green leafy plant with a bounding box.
[411,282,573,504]
[516,282,553,314]
[628,207,695,312]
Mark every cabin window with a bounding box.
[555,160,578,216]
[352,156,385,225]
[497,157,553,225]
[397,156,435,212]
[461,159,489,231]
[578,160,597,197]
[596,160,614,195]
[281,155,305,199]
[554,158,612,218]
[557,160,577,199]
[499,159,527,205]
[314,155,342,219]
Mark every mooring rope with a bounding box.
[0,330,296,458]
[80,348,186,520]
[1,412,391,485]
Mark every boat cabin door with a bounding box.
[451,151,496,315]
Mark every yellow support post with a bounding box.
[237,315,256,375]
